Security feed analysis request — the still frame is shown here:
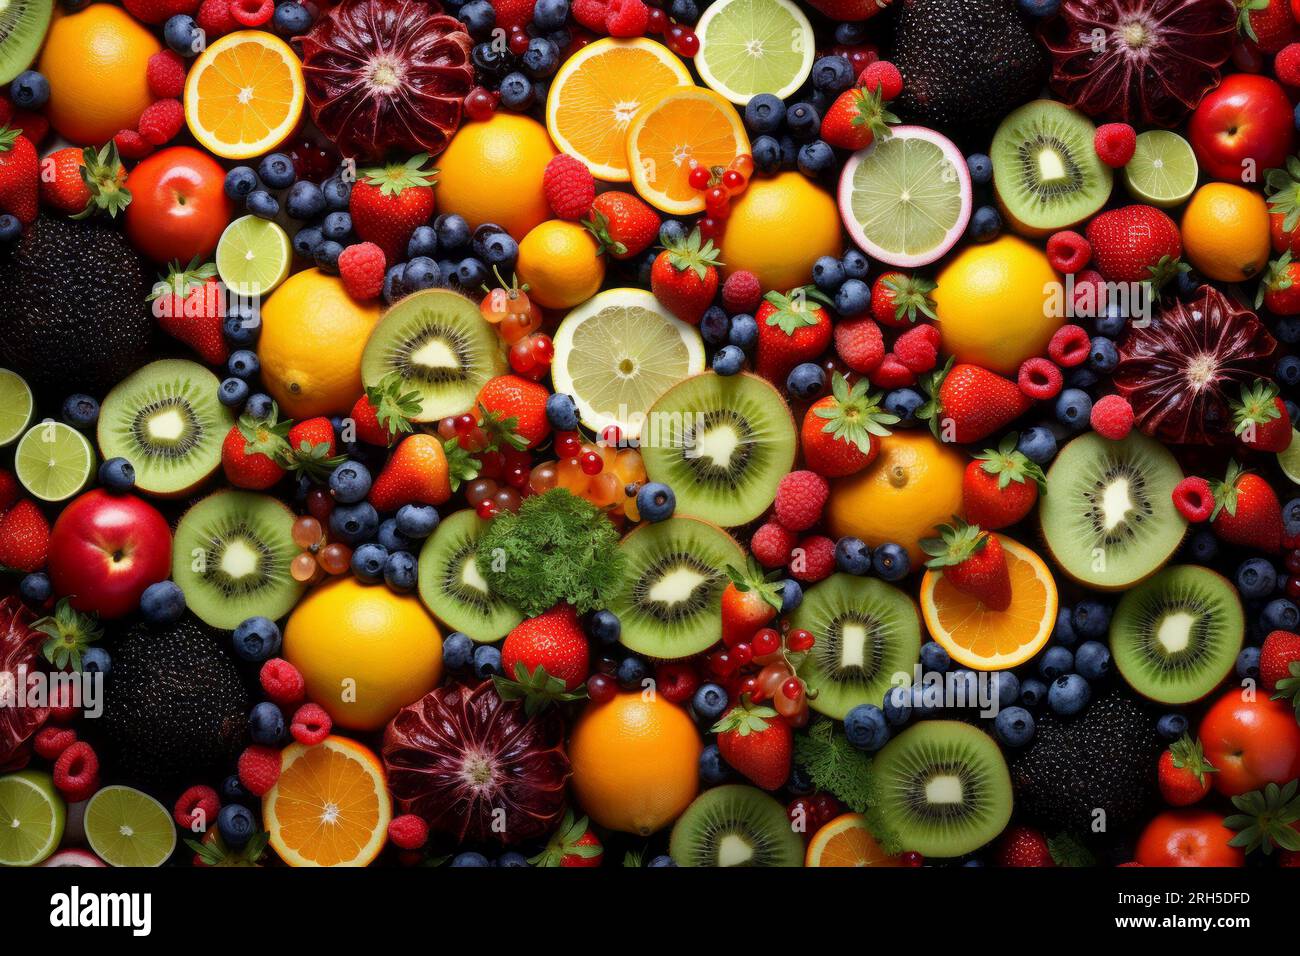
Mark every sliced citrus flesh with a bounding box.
[0,368,34,447]
[920,535,1058,670]
[627,86,750,215]
[217,215,292,297]
[1278,428,1300,485]
[14,420,94,502]
[806,813,903,867]
[1123,130,1198,208]
[263,736,391,867]
[185,30,305,160]
[546,37,691,181]
[0,771,65,867]
[84,785,176,867]
[694,0,815,104]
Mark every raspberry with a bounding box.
[1278,43,1300,86]
[147,50,188,99]
[654,661,699,703]
[870,353,915,389]
[1046,230,1091,274]
[388,814,430,850]
[1047,324,1090,367]
[290,702,332,745]
[237,744,282,796]
[791,535,836,583]
[137,98,185,146]
[894,324,940,373]
[572,0,610,33]
[229,0,273,26]
[774,470,829,532]
[338,241,386,300]
[606,0,648,36]
[751,521,796,568]
[722,270,762,314]
[173,785,220,831]
[47,682,79,724]
[1093,123,1136,167]
[32,725,77,761]
[1090,394,1134,440]
[1070,268,1108,317]
[260,658,305,706]
[859,60,904,100]
[113,129,153,160]
[1017,357,1063,401]
[833,317,884,373]
[1172,476,1214,523]
[53,741,99,803]
[197,0,237,37]
[542,154,595,221]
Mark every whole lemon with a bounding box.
[932,235,1061,376]
[719,173,842,291]
[258,269,381,418]
[516,221,605,309]
[1182,183,1270,283]
[435,113,556,240]
[283,578,442,731]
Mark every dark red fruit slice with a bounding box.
[0,597,49,772]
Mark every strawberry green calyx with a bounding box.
[762,286,831,335]
[849,86,900,142]
[1168,734,1217,787]
[36,598,103,671]
[975,433,1045,490]
[661,227,722,280]
[476,403,529,453]
[1210,460,1248,520]
[441,437,481,492]
[492,661,587,716]
[1266,157,1300,234]
[920,516,988,569]
[360,152,438,195]
[1233,379,1283,435]
[365,371,422,440]
[1235,0,1269,42]
[711,699,779,736]
[0,125,22,153]
[813,373,898,454]
[882,273,937,324]
[1145,254,1189,296]
[240,403,292,461]
[529,810,602,866]
[916,355,954,438]
[726,560,783,612]
[73,142,131,219]
[1256,251,1296,307]
[1225,780,1300,855]
[186,831,270,867]
[1273,660,1300,719]
[148,257,218,302]
[583,208,625,257]
[284,439,346,483]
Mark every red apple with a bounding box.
[1188,74,1294,183]
[123,146,232,264]
[47,491,172,619]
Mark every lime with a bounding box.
[0,771,66,866]
[216,215,292,297]
[1123,130,1198,208]
[14,420,94,502]
[1279,429,1300,484]
[551,288,705,440]
[84,785,176,867]
[694,0,814,104]
[0,368,33,447]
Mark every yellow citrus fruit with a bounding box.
[806,813,903,867]
[1181,183,1271,283]
[626,86,750,215]
[282,577,442,731]
[719,172,842,291]
[436,113,557,240]
[920,535,1058,670]
[258,269,381,418]
[184,30,305,160]
[263,737,392,867]
[825,430,965,567]
[932,235,1062,376]
[516,220,606,309]
[568,692,701,835]
[39,6,160,145]
[546,37,691,181]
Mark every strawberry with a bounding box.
[962,434,1045,530]
[501,603,589,690]
[348,153,438,262]
[369,434,473,511]
[148,259,228,365]
[922,519,1011,611]
[1260,629,1300,691]
[819,85,897,151]
[350,371,422,447]
[721,561,782,647]
[584,190,659,260]
[1239,0,1296,52]
[918,359,1031,445]
[284,417,343,483]
[650,227,721,324]
[491,0,535,30]
[871,271,937,328]
[713,700,792,790]
[0,499,49,572]
[530,810,604,867]
[1232,379,1293,453]
[1257,251,1300,315]
[0,468,19,512]
[123,0,200,24]
[800,373,898,477]
[476,374,550,449]
[0,126,38,225]
[1211,461,1282,551]
[1158,735,1217,806]
[1084,204,1186,291]
[805,0,893,20]
[221,405,292,490]
[38,143,130,219]
[994,825,1054,867]
[756,287,833,385]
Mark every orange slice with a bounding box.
[546,38,692,182]
[263,737,392,867]
[920,535,1057,670]
[806,813,903,867]
[626,86,750,215]
[184,30,305,160]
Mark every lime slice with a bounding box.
[0,771,66,866]
[1123,130,1198,208]
[84,786,176,867]
[14,420,94,502]
[551,288,705,440]
[0,368,33,447]
[838,125,972,268]
[1279,429,1300,484]
[216,215,292,297]
[694,0,815,104]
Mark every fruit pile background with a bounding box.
[1,0,1300,870]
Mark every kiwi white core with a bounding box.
[460,556,489,594]
[925,775,964,805]
[220,540,259,579]
[1037,147,1066,184]
[840,624,867,669]
[648,567,707,604]
[1155,612,1196,654]
[718,834,754,867]
[411,339,458,371]
[147,409,186,443]
[1100,478,1134,531]
[694,424,741,468]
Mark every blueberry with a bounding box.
[1052,607,1077,646]
[883,387,925,427]
[587,609,621,645]
[533,0,569,30]
[1039,645,1074,679]
[669,0,698,22]
[322,176,351,211]
[811,55,855,94]
[244,393,275,420]
[1094,304,1127,338]
[495,851,529,867]
[991,670,1020,708]
[617,655,648,689]
[1156,712,1188,741]
[292,225,323,259]
[330,501,380,545]
[834,278,871,317]
[797,140,835,179]
[248,701,286,745]
[1277,354,1300,387]
[523,36,560,78]
[648,855,677,867]
[10,71,48,109]
[1088,335,1118,373]
[882,685,913,726]
[1277,316,1300,344]
[246,189,279,220]
[0,214,20,243]
[1016,426,1057,465]
[384,550,418,592]
[404,256,440,290]
[969,205,1002,242]
[692,682,728,721]
[636,482,675,522]
[19,572,50,604]
[98,457,136,493]
[272,0,314,34]
[966,152,992,186]
[811,256,846,296]
[232,616,281,662]
[455,257,490,290]
[1048,673,1091,715]
[139,580,186,624]
[383,264,407,304]
[786,362,825,400]
[329,460,372,503]
[256,155,292,190]
[743,93,786,134]
[1020,677,1048,708]
[727,313,758,349]
[835,536,872,575]
[163,14,200,55]
[1237,558,1278,599]
[459,0,495,36]
[841,248,870,280]
[395,504,439,539]
[920,641,950,674]
[217,804,256,849]
[1261,598,1299,632]
[776,579,801,615]
[473,643,502,678]
[700,305,730,345]
[785,101,820,140]
[994,706,1035,747]
[227,349,259,380]
[751,134,782,175]
[221,775,253,806]
[1066,366,1098,390]
[404,225,437,261]
[1187,529,1218,563]
[434,213,470,251]
[61,393,99,430]
[451,851,490,868]
[471,223,508,260]
[844,704,890,752]
[376,518,413,554]
[1236,645,1261,681]
[285,180,326,220]
[224,309,261,346]
[834,20,869,43]
[1071,600,1110,639]
[443,631,474,670]
[1283,497,1300,537]
[1074,640,1111,681]
[499,71,534,111]
[699,742,730,784]
[80,646,111,675]
[872,542,910,581]
[1055,388,1092,429]
[350,542,388,583]
[1018,0,1060,16]
[322,211,352,241]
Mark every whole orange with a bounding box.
[39,6,161,145]
[568,692,701,835]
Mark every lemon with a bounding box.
[932,235,1061,376]
[516,220,606,310]
[0,771,65,867]
[435,113,556,240]
[1182,183,1271,283]
[257,269,381,419]
[718,172,841,291]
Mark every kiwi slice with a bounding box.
[361,288,505,422]
[98,359,234,497]
[417,509,522,642]
[791,574,922,720]
[1111,565,1243,705]
[613,516,744,659]
[172,491,304,630]
[669,785,803,867]
[873,721,1013,859]
[640,372,796,527]
[0,0,52,85]
[991,100,1113,235]
[1040,431,1187,591]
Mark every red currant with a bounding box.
[587,673,617,703]
[787,628,815,652]
[688,164,711,191]
[1288,576,1300,602]
[1286,550,1300,575]
[475,499,497,519]
[709,649,738,677]
[508,27,530,55]
[671,27,699,57]
[780,677,804,701]
[530,333,554,364]
[732,642,753,666]
[900,850,924,867]
[646,6,666,32]
[697,216,722,241]
[454,413,476,437]
[464,86,496,122]
[733,673,759,702]
[305,488,333,523]
[599,424,623,447]
[721,168,746,195]
[752,627,781,657]
[579,451,604,475]
[556,431,582,458]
